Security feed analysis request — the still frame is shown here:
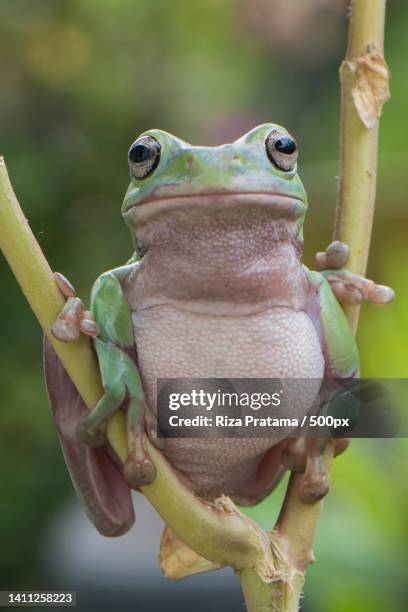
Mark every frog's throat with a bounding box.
[123,192,306,262]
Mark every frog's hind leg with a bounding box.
[44,338,134,536]
[231,440,289,506]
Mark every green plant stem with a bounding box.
[239,446,334,612]
[240,0,389,609]
[335,0,389,333]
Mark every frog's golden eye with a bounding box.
[128,135,161,179]
[265,130,298,172]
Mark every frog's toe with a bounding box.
[124,456,156,489]
[51,297,84,342]
[367,283,395,305]
[52,319,80,342]
[77,421,107,448]
[299,474,330,503]
[54,271,77,298]
[329,280,365,305]
[80,311,101,337]
[316,240,349,271]
[299,438,331,504]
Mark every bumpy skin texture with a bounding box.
[45,123,364,534]
[118,124,359,502]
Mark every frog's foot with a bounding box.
[282,437,349,504]
[123,454,156,490]
[315,241,394,306]
[52,272,100,342]
[123,439,156,489]
[123,399,156,489]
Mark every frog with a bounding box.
[44,123,394,536]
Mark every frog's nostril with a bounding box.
[185,154,194,169]
[230,155,243,170]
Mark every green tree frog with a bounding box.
[44,124,394,536]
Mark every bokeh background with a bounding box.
[0,1,407,610]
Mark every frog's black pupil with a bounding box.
[275,137,296,155]
[129,144,150,163]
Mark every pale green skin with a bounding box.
[82,123,359,484]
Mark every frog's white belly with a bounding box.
[132,305,324,500]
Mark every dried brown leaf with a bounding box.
[348,45,390,129]
[159,526,222,580]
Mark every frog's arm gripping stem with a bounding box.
[83,269,156,489]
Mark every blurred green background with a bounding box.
[0,1,407,610]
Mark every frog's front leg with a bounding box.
[315,240,394,305]
[78,270,156,489]
[79,338,156,487]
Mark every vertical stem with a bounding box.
[335,0,389,332]
[241,1,390,609]
[240,568,290,612]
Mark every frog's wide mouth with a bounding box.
[123,191,307,223]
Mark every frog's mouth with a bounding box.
[123,191,307,225]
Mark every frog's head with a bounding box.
[122,124,308,260]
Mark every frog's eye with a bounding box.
[265,130,298,172]
[128,135,161,179]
